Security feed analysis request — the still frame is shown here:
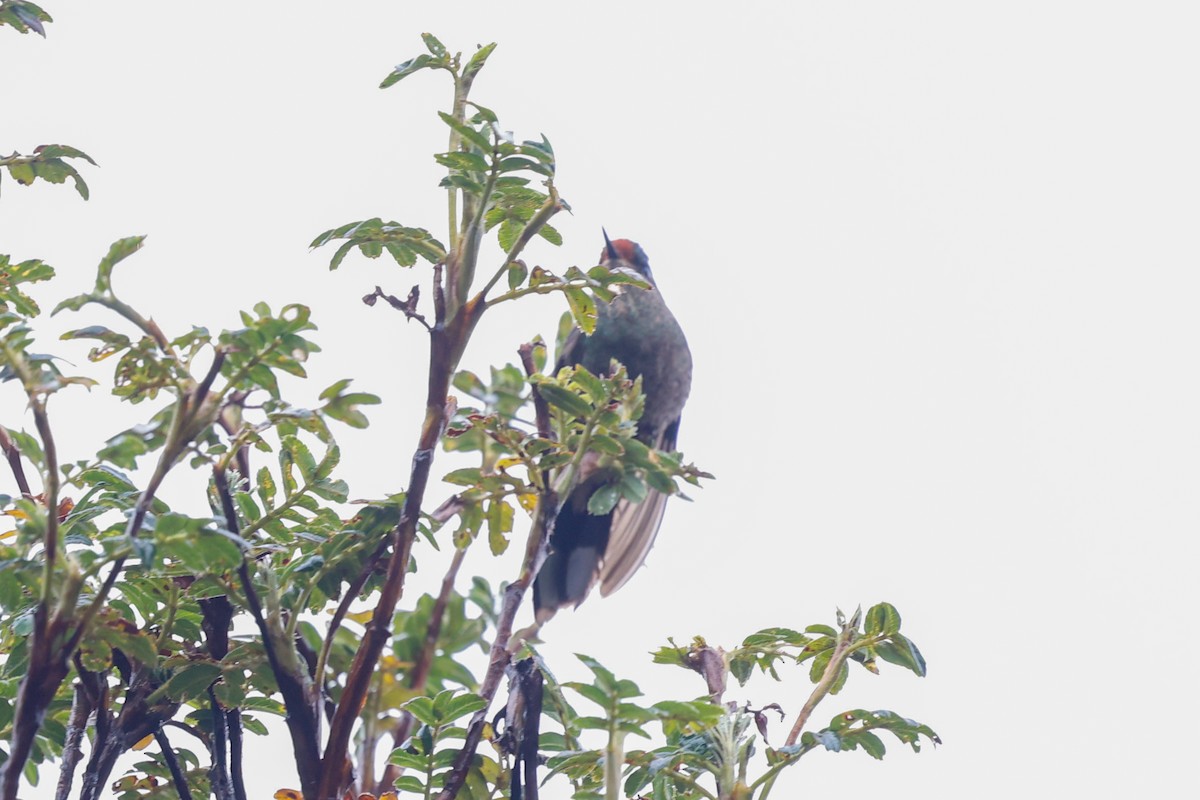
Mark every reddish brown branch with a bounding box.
[318,299,485,800]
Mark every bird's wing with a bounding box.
[596,415,681,596]
[597,487,668,597]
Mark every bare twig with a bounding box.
[364,285,431,331]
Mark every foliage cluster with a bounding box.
[0,20,937,800]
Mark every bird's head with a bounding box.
[601,230,654,284]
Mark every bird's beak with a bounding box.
[602,228,619,262]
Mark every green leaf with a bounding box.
[864,602,901,636]
[403,696,437,726]
[438,692,487,722]
[587,484,621,516]
[506,260,528,290]
[538,223,563,246]
[849,730,886,759]
[486,499,512,556]
[0,255,54,316]
[95,236,147,293]
[620,472,648,504]
[564,287,597,334]
[380,53,437,88]
[875,634,927,677]
[444,467,482,486]
[435,151,490,173]
[438,112,493,154]
[421,32,447,57]
[159,662,222,703]
[535,382,592,419]
[462,42,497,80]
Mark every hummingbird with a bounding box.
[533,233,692,623]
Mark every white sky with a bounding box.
[4,2,1200,798]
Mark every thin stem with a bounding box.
[0,426,32,497]
[227,708,248,800]
[32,401,59,604]
[92,295,173,355]
[156,581,180,647]
[53,682,92,800]
[155,728,194,800]
[315,534,390,737]
[318,310,478,799]
[784,630,858,747]
[61,456,169,657]
[477,188,562,302]
[518,343,553,439]
[669,771,718,800]
[446,73,464,254]
[163,719,207,743]
[376,545,468,792]
[604,725,623,800]
[216,466,322,796]
[207,686,234,800]
[434,490,558,800]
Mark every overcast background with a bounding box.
[4,3,1199,798]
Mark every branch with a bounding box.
[363,285,431,331]
[206,686,235,800]
[31,398,59,581]
[92,294,173,354]
[155,728,194,800]
[215,466,322,797]
[376,546,468,793]
[0,426,32,497]
[54,682,92,800]
[434,490,557,800]
[784,629,856,747]
[476,189,563,302]
[315,533,391,738]
[517,342,552,440]
[226,710,248,800]
[317,318,474,798]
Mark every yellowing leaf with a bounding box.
[132,733,154,751]
[274,790,303,800]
